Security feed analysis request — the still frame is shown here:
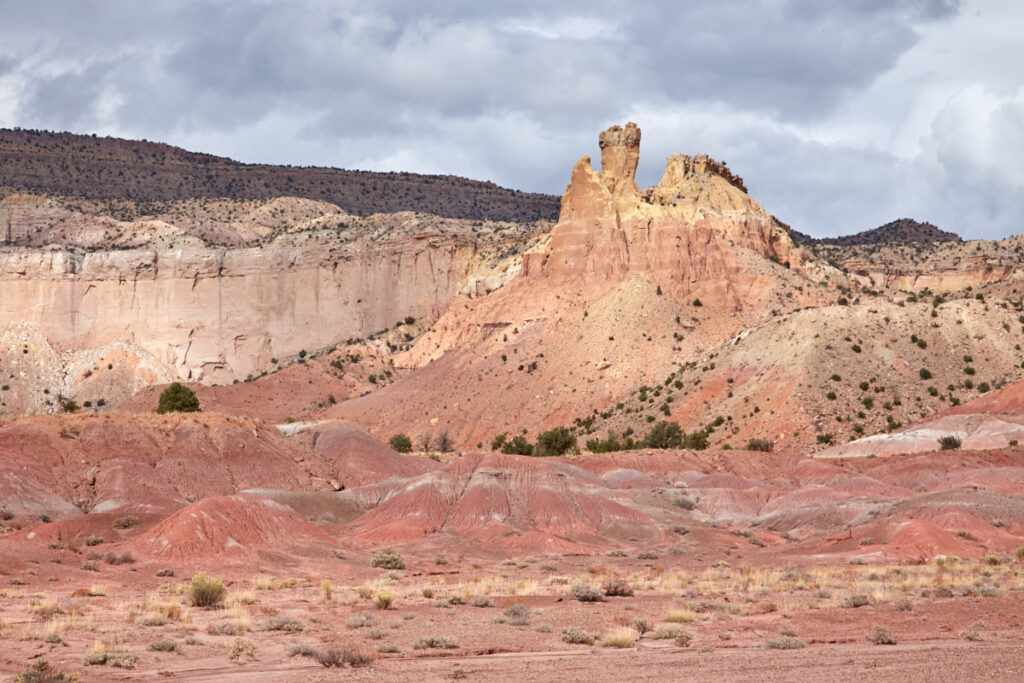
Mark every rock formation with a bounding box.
[0,195,545,413]
[523,122,804,308]
[332,124,827,447]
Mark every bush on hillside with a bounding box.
[157,382,200,414]
[535,427,576,457]
[389,434,413,453]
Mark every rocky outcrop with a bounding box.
[531,122,805,308]
[333,124,827,447]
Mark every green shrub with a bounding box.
[535,427,576,457]
[938,435,962,451]
[157,382,200,414]
[388,434,413,453]
[188,572,227,608]
[746,438,773,452]
[371,548,406,570]
[644,421,682,449]
[501,435,534,456]
[919,368,932,380]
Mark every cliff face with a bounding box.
[0,196,547,413]
[0,239,461,384]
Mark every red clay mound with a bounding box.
[0,413,334,519]
[131,494,335,563]
[281,420,441,488]
[340,452,668,554]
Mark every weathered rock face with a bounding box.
[0,239,462,384]
[0,196,546,407]
[529,122,805,309]
[842,256,1021,293]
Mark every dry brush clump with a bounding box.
[371,548,406,570]
[188,573,227,608]
[600,628,638,648]
[867,626,897,645]
[562,627,597,645]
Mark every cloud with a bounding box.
[0,0,1021,239]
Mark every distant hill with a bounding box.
[0,128,560,223]
[791,218,961,246]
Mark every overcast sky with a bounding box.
[1,0,1021,239]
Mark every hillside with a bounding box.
[0,128,560,223]
[330,123,832,448]
[793,218,961,246]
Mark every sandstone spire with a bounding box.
[544,122,805,294]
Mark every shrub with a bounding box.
[841,594,870,608]
[412,636,458,650]
[469,595,492,608]
[263,616,304,631]
[103,551,134,565]
[562,627,596,645]
[651,625,689,640]
[501,435,534,456]
[227,637,256,661]
[373,590,396,609]
[346,613,378,629]
[665,609,697,623]
[746,438,773,452]
[867,626,897,645]
[149,639,181,653]
[112,516,138,529]
[12,660,80,683]
[188,572,227,608]
[287,643,320,658]
[371,548,405,569]
[156,568,175,577]
[644,421,683,449]
[938,435,962,451]
[632,618,653,635]
[83,536,104,546]
[156,382,200,414]
[919,368,932,380]
[503,603,530,626]
[600,628,637,648]
[601,578,634,597]
[535,427,576,457]
[765,636,806,649]
[388,434,413,453]
[82,646,137,668]
[569,583,605,602]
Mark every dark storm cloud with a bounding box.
[0,0,1020,239]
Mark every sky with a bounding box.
[0,0,1021,239]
